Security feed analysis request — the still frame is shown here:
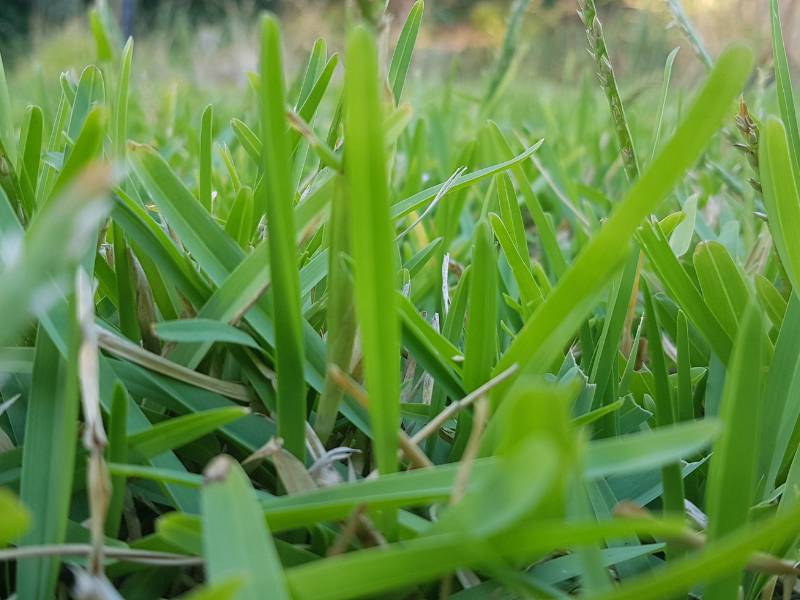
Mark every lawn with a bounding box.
[0,0,799,598]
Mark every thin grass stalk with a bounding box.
[577,0,639,182]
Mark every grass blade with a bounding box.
[202,455,290,600]
[260,14,307,459]
[345,26,401,476]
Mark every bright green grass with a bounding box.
[0,1,799,599]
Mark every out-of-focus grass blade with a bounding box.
[112,38,139,342]
[755,274,787,329]
[495,45,751,390]
[583,419,718,479]
[649,47,679,163]
[316,178,355,441]
[16,308,80,598]
[177,578,244,600]
[202,455,290,600]
[0,165,111,343]
[199,104,213,212]
[0,49,16,166]
[391,139,542,220]
[18,105,43,215]
[464,220,497,393]
[693,241,749,340]
[0,487,30,547]
[704,302,764,599]
[642,279,684,521]
[284,517,688,600]
[65,65,105,154]
[388,0,424,104]
[586,503,800,600]
[489,211,541,316]
[105,382,128,537]
[128,407,249,460]
[761,296,800,493]
[771,0,800,181]
[260,14,307,459]
[675,310,695,422]
[345,26,401,476]
[50,105,107,200]
[483,0,531,111]
[155,319,260,350]
[637,219,732,361]
[760,117,800,292]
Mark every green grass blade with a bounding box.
[105,382,128,537]
[760,116,800,292]
[199,104,213,212]
[16,306,80,598]
[704,302,765,599]
[128,407,249,460]
[388,0,424,104]
[771,0,800,182]
[260,14,307,459]
[464,220,498,393]
[345,25,401,476]
[202,455,290,600]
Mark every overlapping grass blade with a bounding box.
[494,45,751,389]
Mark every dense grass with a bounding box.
[1,0,800,598]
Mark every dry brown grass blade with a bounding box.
[96,326,253,402]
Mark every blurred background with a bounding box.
[0,0,788,147]
[0,1,783,80]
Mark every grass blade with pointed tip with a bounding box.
[260,14,307,459]
[199,104,213,212]
[345,26,401,477]
[202,455,290,600]
[388,0,424,104]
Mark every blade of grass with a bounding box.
[260,14,307,459]
[345,26,401,476]
[704,302,765,599]
[202,455,290,600]
[388,0,424,104]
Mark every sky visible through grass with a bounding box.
[1,0,800,598]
